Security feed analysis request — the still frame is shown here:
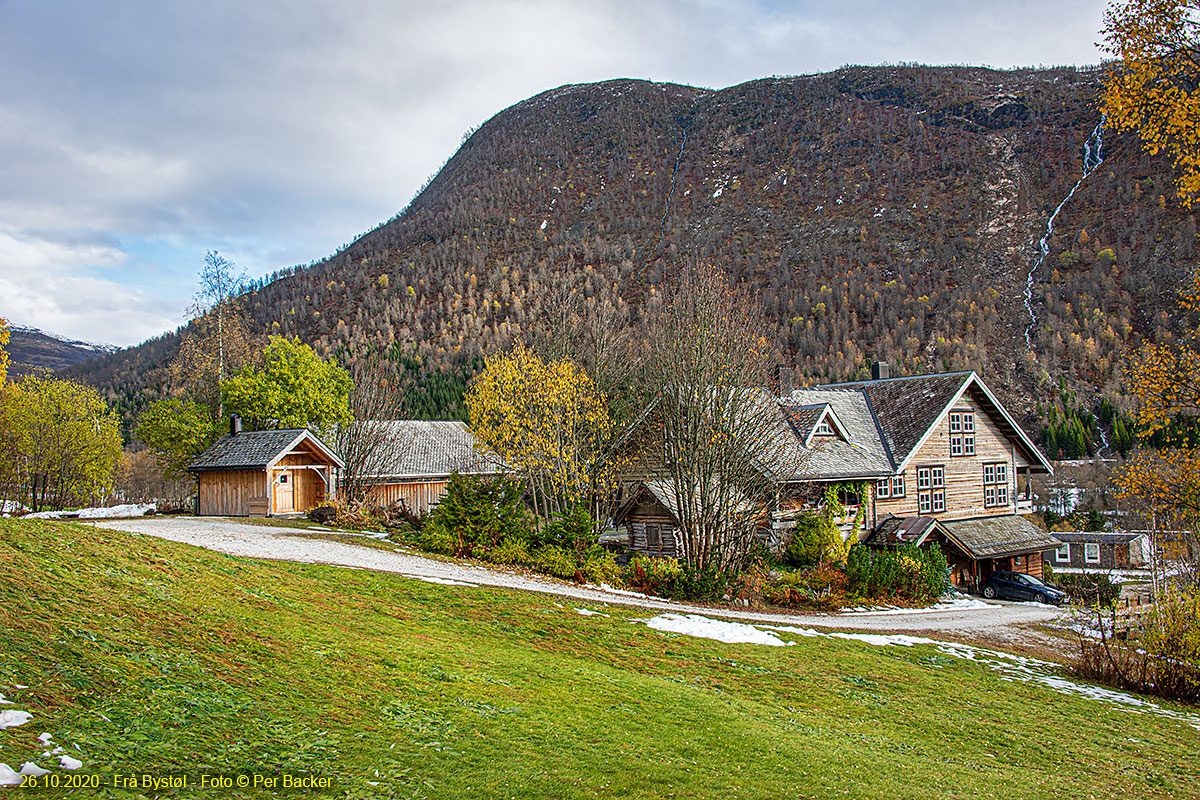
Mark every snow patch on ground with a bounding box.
[840,594,996,616]
[401,574,477,587]
[0,710,32,729]
[0,764,24,786]
[640,613,795,647]
[575,608,609,617]
[591,583,672,603]
[19,762,49,777]
[58,755,82,771]
[26,503,155,520]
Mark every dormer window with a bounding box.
[814,419,834,436]
[949,411,975,457]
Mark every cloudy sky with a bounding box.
[0,0,1109,347]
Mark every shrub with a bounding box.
[421,473,528,556]
[626,555,684,597]
[539,505,595,552]
[532,545,578,579]
[1055,573,1120,607]
[487,535,533,566]
[783,513,839,568]
[417,524,457,555]
[845,544,949,602]
[765,563,848,610]
[581,548,623,585]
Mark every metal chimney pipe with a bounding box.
[871,361,890,381]
[230,414,242,436]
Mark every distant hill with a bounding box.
[69,65,1198,440]
[7,326,116,377]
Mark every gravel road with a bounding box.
[89,516,1066,640]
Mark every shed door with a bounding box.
[274,470,294,513]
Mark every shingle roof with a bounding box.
[869,515,941,546]
[818,373,970,466]
[942,515,1060,559]
[189,429,335,472]
[782,389,893,479]
[359,421,503,478]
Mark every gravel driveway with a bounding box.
[89,516,1065,640]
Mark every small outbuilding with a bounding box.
[189,422,343,516]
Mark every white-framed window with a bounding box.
[917,466,945,514]
[949,411,976,457]
[1085,543,1101,564]
[1055,543,1071,562]
[814,419,834,436]
[877,478,891,499]
[891,474,905,498]
[983,462,1009,507]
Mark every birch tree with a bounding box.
[642,264,794,572]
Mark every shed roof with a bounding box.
[358,420,503,479]
[941,515,1060,559]
[189,429,343,472]
[869,515,943,547]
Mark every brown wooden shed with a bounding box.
[188,428,343,516]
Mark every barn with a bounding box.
[358,420,503,513]
[188,421,343,516]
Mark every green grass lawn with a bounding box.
[1,518,1196,799]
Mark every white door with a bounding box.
[274,471,294,513]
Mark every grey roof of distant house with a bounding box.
[942,515,1060,559]
[1051,531,1143,544]
[189,429,342,472]
[359,420,503,478]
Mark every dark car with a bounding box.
[980,571,1069,605]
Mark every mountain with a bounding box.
[6,326,116,377]
[69,65,1198,439]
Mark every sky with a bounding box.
[0,0,1110,347]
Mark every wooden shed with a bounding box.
[189,426,343,516]
[357,421,504,513]
[612,481,683,558]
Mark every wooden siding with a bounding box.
[625,513,679,559]
[198,469,267,516]
[365,480,452,514]
[875,388,1020,521]
[272,452,331,513]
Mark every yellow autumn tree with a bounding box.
[1101,0,1200,206]
[466,340,618,524]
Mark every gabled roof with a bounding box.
[784,402,852,446]
[941,515,1060,559]
[803,371,1053,475]
[357,420,504,478]
[782,389,893,480]
[189,429,343,472]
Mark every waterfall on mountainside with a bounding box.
[1024,118,1106,352]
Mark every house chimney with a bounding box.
[777,364,795,396]
[871,361,890,381]
[230,414,242,436]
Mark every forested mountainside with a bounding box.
[7,326,116,377]
[72,65,1198,437]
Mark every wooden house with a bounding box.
[188,421,342,517]
[357,421,503,513]
[612,481,682,558]
[617,364,1058,592]
[1044,531,1152,571]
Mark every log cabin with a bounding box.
[188,417,343,516]
[617,364,1058,592]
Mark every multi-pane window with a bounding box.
[877,478,891,499]
[891,474,905,498]
[917,466,945,514]
[983,463,1009,507]
[814,419,834,436]
[1055,543,1071,562]
[949,411,976,456]
[1085,543,1101,564]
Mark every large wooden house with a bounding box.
[188,419,343,516]
[617,364,1058,591]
